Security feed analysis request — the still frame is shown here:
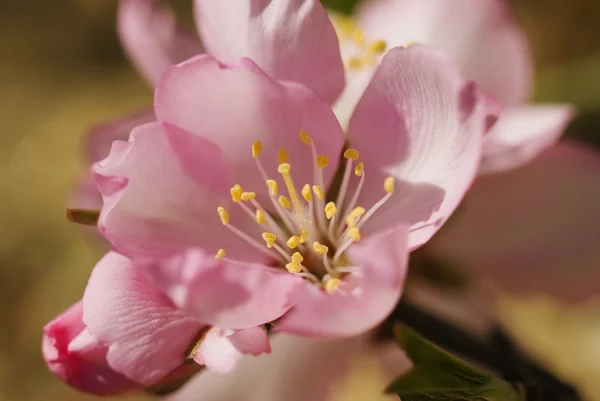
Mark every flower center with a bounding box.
[215,131,394,294]
[330,14,387,72]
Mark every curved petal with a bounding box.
[143,248,302,330]
[154,55,345,207]
[92,121,265,261]
[169,334,365,401]
[118,0,203,86]
[82,252,205,386]
[193,0,344,104]
[428,142,600,303]
[277,226,409,338]
[357,0,533,105]
[85,109,155,163]
[193,326,270,374]
[480,104,576,174]
[42,302,139,395]
[347,45,485,249]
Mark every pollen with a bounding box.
[325,278,341,294]
[230,184,243,203]
[278,147,289,164]
[343,148,359,161]
[301,184,312,202]
[255,209,266,225]
[313,242,329,255]
[312,185,325,200]
[215,248,226,260]
[369,39,387,54]
[262,232,277,248]
[299,130,312,145]
[316,155,329,169]
[346,215,357,228]
[241,192,256,201]
[285,262,302,273]
[355,162,364,176]
[347,57,363,70]
[350,207,366,219]
[252,140,262,158]
[384,176,395,194]
[299,230,308,244]
[287,235,301,249]
[217,207,229,225]
[348,227,361,242]
[352,29,365,46]
[266,179,278,196]
[278,163,291,174]
[291,252,304,264]
[325,202,338,219]
[278,195,291,209]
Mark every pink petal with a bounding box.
[154,55,345,208]
[169,334,365,401]
[193,326,270,374]
[42,302,139,395]
[277,226,409,338]
[193,0,344,104]
[85,108,155,163]
[347,45,485,249]
[428,142,600,303]
[480,104,576,174]
[143,248,302,329]
[82,252,205,386]
[92,122,264,261]
[357,0,533,105]
[118,0,203,86]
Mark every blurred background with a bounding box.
[0,0,599,400]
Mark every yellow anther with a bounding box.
[336,16,356,37]
[343,148,359,161]
[278,195,291,209]
[369,39,387,54]
[230,184,243,203]
[352,29,365,46]
[350,206,366,219]
[312,185,325,200]
[355,162,364,176]
[404,40,416,47]
[301,184,312,202]
[285,262,302,274]
[325,278,341,295]
[278,147,289,164]
[278,163,291,174]
[255,209,266,225]
[291,252,304,264]
[287,235,301,249]
[347,57,364,70]
[316,155,329,169]
[384,176,395,194]
[217,207,229,225]
[252,140,262,158]
[261,232,277,248]
[346,215,357,228]
[299,130,312,145]
[215,249,226,260]
[241,192,256,201]
[266,179,279,196]
[313,242,329,255]
[299,230,308,244]
[325,202,338,219]
[348,227,362,242]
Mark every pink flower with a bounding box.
[43,251,272,393]
[346,0,574,173]
[92,41,486,341]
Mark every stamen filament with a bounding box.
[335,152,357,225]
[226,224,283,261]
[338,170,366,237]
[278,163,306,222]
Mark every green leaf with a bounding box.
[66,208,100,226]
[321,0,360,14]
[387,325,525,401]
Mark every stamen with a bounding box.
[324,202,337,219]
[358,176,395,229]
[261,232,277,248]
[299,230,308,244]
[325,278,341,295]
[301,184,312,202]
[287,235,301,249]
[347,57,364,70]
[348,227,361,242]
[241,192,256,201]
[255,209,266,225]
[279,195,291,210]
[278,147,289,164]
[312,185,324,200]
[252,140,262,158]
[266,179,278,196]
[369,39,387,54]
[215,249,225,260]
[335,149,359,224]
[343,149,359,161]
[230,185,243,203]
[217,210,281,261]
[291,252,304,264]
[299,130,312,145]
[313,242,329,255]
[217,207,229,225]
[278,163,306,220]
[316,155,329,169]
[285,262,302,273]
[355,162,364,176]
[339,169,366,237]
